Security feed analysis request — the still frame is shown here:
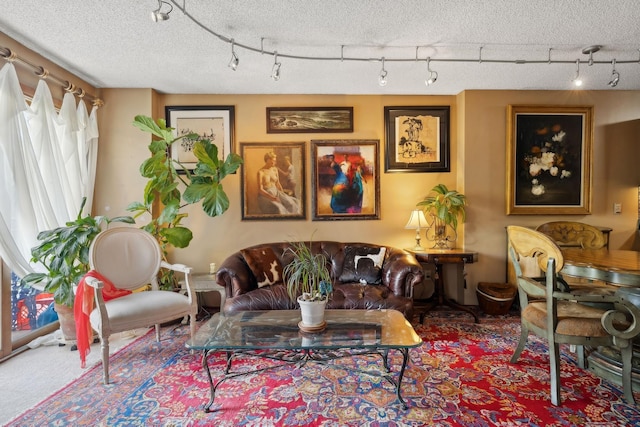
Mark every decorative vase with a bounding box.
[426,216,458,249]
[297,295,327,332]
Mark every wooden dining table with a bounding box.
[560,247,640,393]
[561,248,640,288]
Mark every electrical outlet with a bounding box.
[614,203,622,214]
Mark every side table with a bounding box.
[406,248,479,323]
[180,273,227,319]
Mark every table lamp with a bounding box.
[405,209,428,250]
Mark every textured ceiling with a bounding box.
[1,0,639,95]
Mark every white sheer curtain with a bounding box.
[0,62,98,277]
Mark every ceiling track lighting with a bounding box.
[425,57,438,86]
[572,59,583,87]
[609,58,620,87]
[159,5,638,88]
[151,0,173,22]
[378,57,388,87]
[228,39,239,71]
[582,45,601,66]
[271,52,281,81]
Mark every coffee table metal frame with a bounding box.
[187,309,422,412]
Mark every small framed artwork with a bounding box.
[267,107,353,133]
[311,139,380,221]
[240,141,306,220]
[506,105,593,215]
[165,105,235,173]
[384,106,450,173]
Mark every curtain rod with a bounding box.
[0,46,103,107]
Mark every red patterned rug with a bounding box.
[7,311,640,426]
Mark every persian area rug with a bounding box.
[7,312,640,426]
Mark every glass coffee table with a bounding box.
[187,309,422,412]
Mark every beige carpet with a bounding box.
[0,327,150,425]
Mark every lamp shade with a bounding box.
[405,209,428,230]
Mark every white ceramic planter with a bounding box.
[297,295,327,327]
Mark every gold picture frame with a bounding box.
[506,105,593,215]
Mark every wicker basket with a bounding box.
[476,282,517,315]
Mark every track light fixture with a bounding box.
[572,59,583,87]
[378,57,388,87]
[609,59,620,87]
[228,39,239,71]
[271,52,281,81]
[151,0,173,22]
[425,57,438,86]
[156,6,636,89]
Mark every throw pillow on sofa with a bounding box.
[241,247,284,287]
[339,245,387,285]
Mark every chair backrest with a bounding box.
[507,225,565,301]
[536,221,606,249]
[508,226,564,274]
[89,227,162,291]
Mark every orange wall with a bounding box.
[94,89,640,304]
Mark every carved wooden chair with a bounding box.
[536,221,615,295]
[85,227,197,384]
[507,225,640,405]
[535,221,608,249]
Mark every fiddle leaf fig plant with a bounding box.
[127,115,242,288]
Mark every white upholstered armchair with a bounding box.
[85,227,197,384]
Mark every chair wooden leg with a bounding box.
[549,342,561,406]
[101,335,110,385]
[189,313,196,339]
[510,323,529,363]
[155,324,161,342]
[620,343,636,405]
[576,345,586,369]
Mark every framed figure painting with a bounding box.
[384,106,450,172]
[240,142,306,220]
[506,105,593,215]
[165,105,235,173]
[311,139,380,221]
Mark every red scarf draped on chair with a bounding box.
[74,270,132,368]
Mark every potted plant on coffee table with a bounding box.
[416,183,466,249]
[283,239,333,332]
[20,198,134,344]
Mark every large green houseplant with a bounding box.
[283,239,333,330]
[20,198,134,340]
[416,184,467,248]
[127,115,243,289]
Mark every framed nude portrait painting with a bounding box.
[240,142,306,220]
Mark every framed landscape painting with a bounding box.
[240,141,306,221]
[506,105,593,215]
[311,139,380,221]
[165,105,235,172]
[384,106,450,172]
[267,107,353,133]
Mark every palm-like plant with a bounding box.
[417,184,466,230]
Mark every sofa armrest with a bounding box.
[382,248,424,297]
[216,252,256,298]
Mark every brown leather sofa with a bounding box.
[216,241,424,319]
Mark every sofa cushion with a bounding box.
[241,247,283,288]
[339,245,386,285]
